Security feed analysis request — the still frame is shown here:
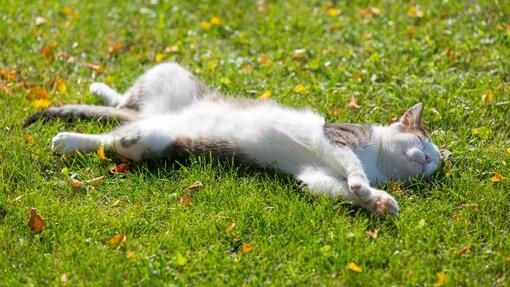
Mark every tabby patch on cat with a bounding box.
[24,62,442,215]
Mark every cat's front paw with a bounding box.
[367,189,399,215]
[89,82,109,96]
[52,132,79,154]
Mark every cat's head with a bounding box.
[379,103,441,180]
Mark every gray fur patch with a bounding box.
[323,123,373,148]
[163,137,240,161]
[119,131,142,148]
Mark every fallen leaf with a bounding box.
[62,6,78,17]
[0,68,16,81]
[406,25,416,38]
[507,147,510,155]
[165,45,179,53]
[33,99,50,109]
[294,84,306,93]
[60,273,69,285]
[41,45,56,61]
[68,179,84,188]
[26,87,49,101]
[35,16,47,26]
[260,53,271,66]
[241,243,253,254]
[126,250,136,259]
[326,7,340,17]
[155,53,165,63]
[109,163,129,174]
[291,48,307,60]
[347,96,360,109]
[407,6,424,18]
[225,220,236,234]
[359,6,380,20]
[210,16,221,25]
[54,76,67,93]
[346,262,362,272]
[433,272,447,287]
[85,63,104,75]
[187,181,204,192]
[110,199,122,207]
[455,244,471,258]
[86,176,106,187]
[97,145,108,163]
[366,228,380,239]
[105,233,126,248]
[24,134,35,145]
[200,21,212,30]
[481,91,494,103]
[108,41,123,54]
[180,193,193,207]
[259,90,272,100]
[490,173,506,183]
[27,208,45,233]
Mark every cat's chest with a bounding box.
[354,149,387,185]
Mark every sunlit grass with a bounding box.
[1,1,509,285]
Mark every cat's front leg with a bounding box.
[297,167,398,215]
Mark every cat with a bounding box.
[24,62,442,215]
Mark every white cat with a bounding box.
[24,63,442,215]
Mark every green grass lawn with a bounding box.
[1,0,509,285]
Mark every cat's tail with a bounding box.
[23,104,139,127]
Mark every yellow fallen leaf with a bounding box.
[105,233,126,248]
[260,53,271,66]
[86,176,106,186]
[347,96,361,109]
[33,99,50,109]
[126,250,136,259]
[259,90,272,100]
[326,7,340,17]
[200,21,212,30]
[27,86,50,101]
[63,6,78,17]
[210,16,221,25]
[433,272,447,287]
[155,53,165,63]
[507,147,510,155]
[294,84,306,93]
[97,145,108,163]
[24,134,35,145]
[110,198,122,207]
[481,91,494,103]
[407,25,416,38]
[359,6,379,20]
[241,243,253,254]
[346,262,362,272]
[85,63,104,75]
[455,244,471,258]
[407,6,424,18]
[27,208,45,233]
[490,173,506,183]
[54,76,67,93]
[225,220,236,234]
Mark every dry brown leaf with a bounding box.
[180,194,193,207]
[241,243,253,254]
[41,45,56,61]
[24,134,35,145]
[260,53,271,66]
[26,86,49,101]
[105,233,126,248]
[27,208,45,233]
[347,96,361,109]
[345,262,362,272]
[62,6,78,17]
[108,41,123,54]
[187,181,204,192]
[85,63,104,75]
[359,6,380,20]
[0,68,16,81]
[366,228,380,239]
[68,179,84,188]
[406,25,416,38]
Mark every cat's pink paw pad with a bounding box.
[372,193,399,215]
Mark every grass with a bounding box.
[1,0,509,285]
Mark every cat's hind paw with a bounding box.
[52,132,82,154]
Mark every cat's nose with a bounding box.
[425,154,432,163]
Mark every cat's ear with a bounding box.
[398,103,423,129]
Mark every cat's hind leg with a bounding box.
[90,83,122,106]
